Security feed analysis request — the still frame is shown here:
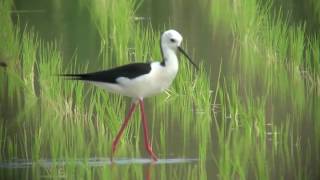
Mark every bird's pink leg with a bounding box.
[139,99,158,161]
[111,102,136,159]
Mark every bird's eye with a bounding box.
[170,38,176,43]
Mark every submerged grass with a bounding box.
[1,0,320,179]
[210,0,320,179]
[1,0,212,179]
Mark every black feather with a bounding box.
[59,62,152,84]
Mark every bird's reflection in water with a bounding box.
[145,162,156,180]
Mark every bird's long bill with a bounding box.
[178,46,198,70]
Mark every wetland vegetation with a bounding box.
[0,0,320,179]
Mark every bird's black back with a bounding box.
[61,62,152,84]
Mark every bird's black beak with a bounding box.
[178,46,198,70]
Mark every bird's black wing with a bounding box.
[60,62,152,84]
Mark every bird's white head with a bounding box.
[161,29,183,51]
[160,29,198,69]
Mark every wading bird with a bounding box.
[60,30,198,161]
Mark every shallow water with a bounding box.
[0,158,198,168]
[0,158,199,179]
[1,0,320,179]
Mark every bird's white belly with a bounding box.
[117,71,176,98]
[92,62,178,98]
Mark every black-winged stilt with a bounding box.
[60,30,198,161]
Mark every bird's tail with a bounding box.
[57,73,85,80]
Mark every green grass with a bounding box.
[1,0,211,179]
[1,0,320,179]
[210,0,320,179]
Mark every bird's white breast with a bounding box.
[93,47,180,98]
[113,61,178,98]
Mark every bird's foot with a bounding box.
[147,146,158,161]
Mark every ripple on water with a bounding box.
[0,158,198,168]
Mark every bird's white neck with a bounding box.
[161,46,179,71]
